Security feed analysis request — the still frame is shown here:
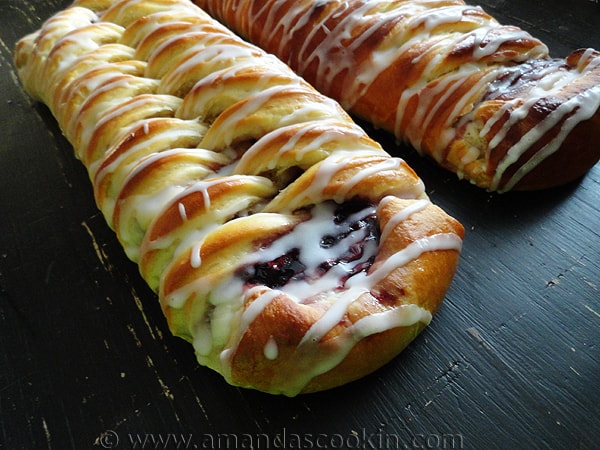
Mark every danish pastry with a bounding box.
[196,0,600,192]
[14,0,463,395]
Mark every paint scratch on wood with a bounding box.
[422,359,469,408]
[81,220,112,272]
[466,327,492,351]
[583,304,600,319]
[146,355,175,401]
[126,323,143,348]
[179,374,211,423]
[130,288,158,341]
[41,417,51,446]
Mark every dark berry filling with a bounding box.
[238,200,380,290]
[240,248,307,288]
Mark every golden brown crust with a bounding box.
[197,0,600,192]
[15,0,463,395]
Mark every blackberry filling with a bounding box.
[242,248,307,288]
[238,200,380,291]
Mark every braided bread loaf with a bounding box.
[195,0,600,192]
[14,0,463,396]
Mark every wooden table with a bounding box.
[1,0,598,448]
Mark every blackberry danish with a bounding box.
[14,0,463,395]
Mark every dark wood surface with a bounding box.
[1,1,598,449]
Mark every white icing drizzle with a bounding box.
[92,118,204,200]
[283,302,432,396]
[200,84,345,151]
[79,88,177,150]
[190,241,203,269]
[406,64,499,156]
[234,119,379,181]
[378,197,430,244]
[178,202,188,221]
[218,287,282,378]
[336,157,402,201]
[113,147,225,262]
[348,232,463,289]
[18,7,101,100]
[61,68,146,141]
[299,287,367,346]
[43,23,125,97]
[295,149,385,207]
[145,30,224,79]
[158,43,261,96]
[205,84,305,147]
[175,55,296,120]
[492,82,600,191]
[264,336,279,360]
[120,10,206,49]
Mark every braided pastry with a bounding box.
[14,0,463,396]
[195,0,600,192]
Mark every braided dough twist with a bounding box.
[15,0,463,395]
[196,0,600,192]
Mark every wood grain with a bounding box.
[0,0,598,448]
